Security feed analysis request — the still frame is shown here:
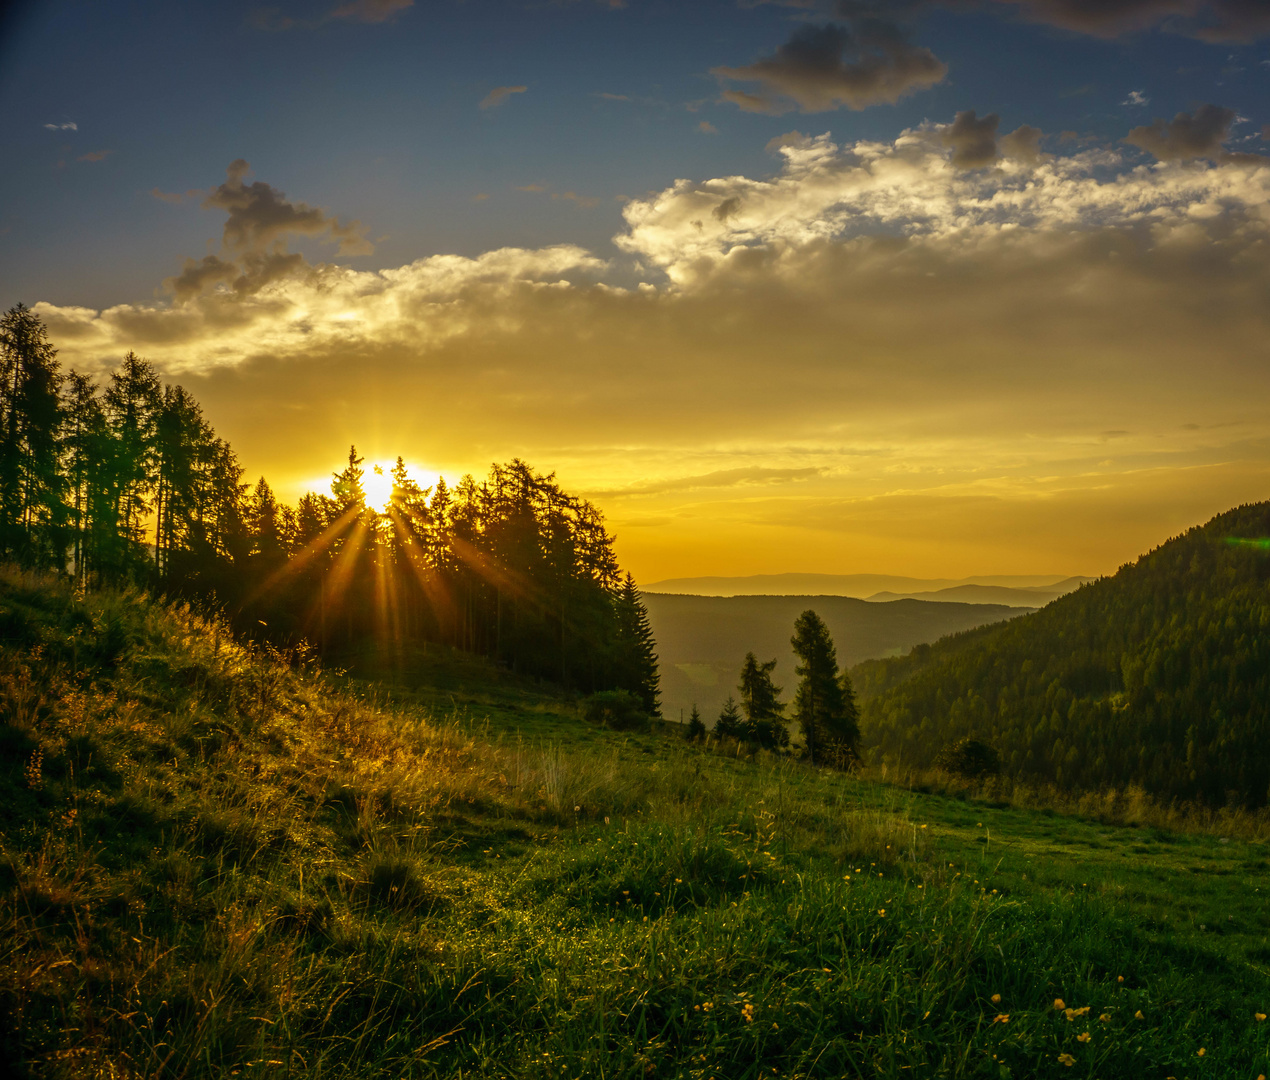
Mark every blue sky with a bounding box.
[3,0,1270,581]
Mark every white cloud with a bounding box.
[43,122,77,131]
[1124,90,1150,106]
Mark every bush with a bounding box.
[934,737,1001,779]
[583,690,648,731]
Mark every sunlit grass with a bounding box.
[1,568,1269,1077]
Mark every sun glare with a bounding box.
[364,464,393,511]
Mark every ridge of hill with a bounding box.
[646,572,1083,597]
[643,593,1032,724]
[3,570,1270,1075]
[854,502,1270,808]
[866,579,1090,607]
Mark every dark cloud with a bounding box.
[205,159,372,257]
[164,161,371,302]
[713,20,947,113]
[331,0,413,23]
[1125,103,1237,160]
[942,110,1001,168]
[592,467,826,499]
[991,0,1270,42]
[940,111,1045,167]
[1000,123,1045,162]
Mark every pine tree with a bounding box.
[102,352,162,576]
[791,608,859,766]
[615,573,661,715]
[716,695,743,739]
[686,703,706,740]
[738,651,788,749]
[0,303,66,567]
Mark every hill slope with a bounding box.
[854,502,1270,807]
[644,593,1031,723]
[3,570,1270,1076]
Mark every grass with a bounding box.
[1,568,1269,1078]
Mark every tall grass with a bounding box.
[1,570,1268,1078]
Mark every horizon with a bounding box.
[4,0,1270,583]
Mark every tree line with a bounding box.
[854,501,1270,808]
[0,303,660,710]
[687,609,861,766]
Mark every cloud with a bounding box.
[988,0,1270,42]
[942,110,1001,168]
[480,85,528,110]
[331,0,413,22]
[555,191,600,208]
[205,159,372,258]
[43,122,77,131]
[698,121,719,134]
[517,183,547,193]
[1125,103,1238,159]
[593,467,827,498]
[999,123,1045,162]
[1124,89,1150,105]
[157,160,372,301]
[713,20,947,113]
[29,115,1270,581]
[77,150,111,163]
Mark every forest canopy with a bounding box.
[0,303,660,710]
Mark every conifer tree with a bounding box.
[738,651,788,748]
[615,573,661,715]
[0,303,66,567]
[791,608,859,766]
[716,695,743,739]
[686,703,706,740]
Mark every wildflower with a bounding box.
[1197,1048,1205,1057]
[1134,1011,1144,1020]
[1099,1014,1110,1023]
[1054,999,1066,1011]
[1117,975,1124,983]
[1057,1053,1076,1067]
[1064,1007,1090,1021]
[993,1014,1010,1024]
[878,909,886,917]
[1257,1013,1267,1022]
[991,994,1001,1004]
[1077,1032,1090,1043]
[742,1003,755,1023]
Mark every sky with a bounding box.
[3,0,1270,584]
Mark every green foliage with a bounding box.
[736,652,789,749]
[685,703,706,740]
[3,574,1270,1077]
[856,501,1270,807]
[935,736,1002,779]
[583,689,648,730]
[0,309,660,703]
[791,607,860,765]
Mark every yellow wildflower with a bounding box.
[1197,1048,1206,1057]
[1057,1053,1076,1067]
[993,1014,1010,1024]
[991,994,1001,1004]
[1134,1010,1144,1020]
[1099,1014,1111,1023]
[1257,1013,1267,1022]
[1117,975,1124,983]
[1054,998,1066,1011]
[1077,1032,1090,1043]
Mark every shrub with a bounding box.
[934,737,1001,779]
[583,690,648,730]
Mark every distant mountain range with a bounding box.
[646,573,1090,607]
[643,593,1031,728]
[853,502,1270,808]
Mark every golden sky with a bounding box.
[29,122,1270,583]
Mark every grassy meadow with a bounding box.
[2,570,1269,1078]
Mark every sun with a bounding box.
[364,463,394,511]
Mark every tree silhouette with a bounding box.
[791,608,859,766]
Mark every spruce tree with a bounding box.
[791,609,860,766]
[615,573,661,715]
[0,303,66,567]
[686,703,706,740]
[738,651,788,748]
[716,695,743,739]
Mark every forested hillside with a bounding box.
[0,303,658,707]
[854,502,1270,807]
